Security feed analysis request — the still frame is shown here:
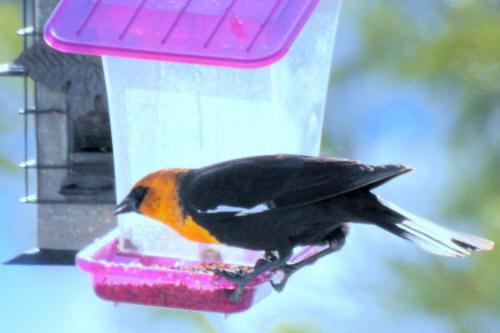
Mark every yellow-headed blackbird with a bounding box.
[114,154,494,301]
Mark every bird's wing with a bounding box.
[179,154,411,215]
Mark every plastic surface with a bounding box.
[44,0,321,68]
[77,229,326,312]
[76,229,273,313]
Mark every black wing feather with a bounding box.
[179,155,411,213]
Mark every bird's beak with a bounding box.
[113,196,138,215]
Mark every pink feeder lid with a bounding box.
[43,0,321,68]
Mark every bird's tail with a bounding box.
[372,197,494,257]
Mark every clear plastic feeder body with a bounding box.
[105,0,341,262]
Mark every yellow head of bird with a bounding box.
[113,169,188,231]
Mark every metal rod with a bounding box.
[0,64,26,76]
[19,160,68,169]
[22,0,27,48]
[32,0,38,202]
[19,194,37,204]
[19,195,115,205]
[22,0,29,201]
[16,26,37,36]
[18,108,65,115]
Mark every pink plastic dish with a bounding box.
[77,229,325,313]
[43,0,321,68]
[76,230,274,313]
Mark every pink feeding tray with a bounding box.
[43,0,321,68]
[76,230,323,313]
[76,230,273,313]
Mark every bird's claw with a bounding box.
[270,280,286,293]
[216,250,290,302]
[217,266,276,303]
[214,268,247,282]
[215,269,249,303]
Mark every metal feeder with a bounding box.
[2,0,116,265]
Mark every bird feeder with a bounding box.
[44,0,341,313]
[2,0,116,265]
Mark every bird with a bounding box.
[114,154,494,301]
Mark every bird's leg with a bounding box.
[255,250,279,268]
[219,251,278,280]
[215,248,292,303]
[270,240,340,292]
[271,225,348,293]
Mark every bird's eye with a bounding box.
[131,186,149,205]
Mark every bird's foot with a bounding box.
[214,268,247,281]
[216,249,292,303]
[216,250,278,284]
[215,269,254,303]
[255,250,279,269]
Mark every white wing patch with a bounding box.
[201,203,270,216]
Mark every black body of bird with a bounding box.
[114,154,494,301]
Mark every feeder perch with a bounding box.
[44,0,341,312]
